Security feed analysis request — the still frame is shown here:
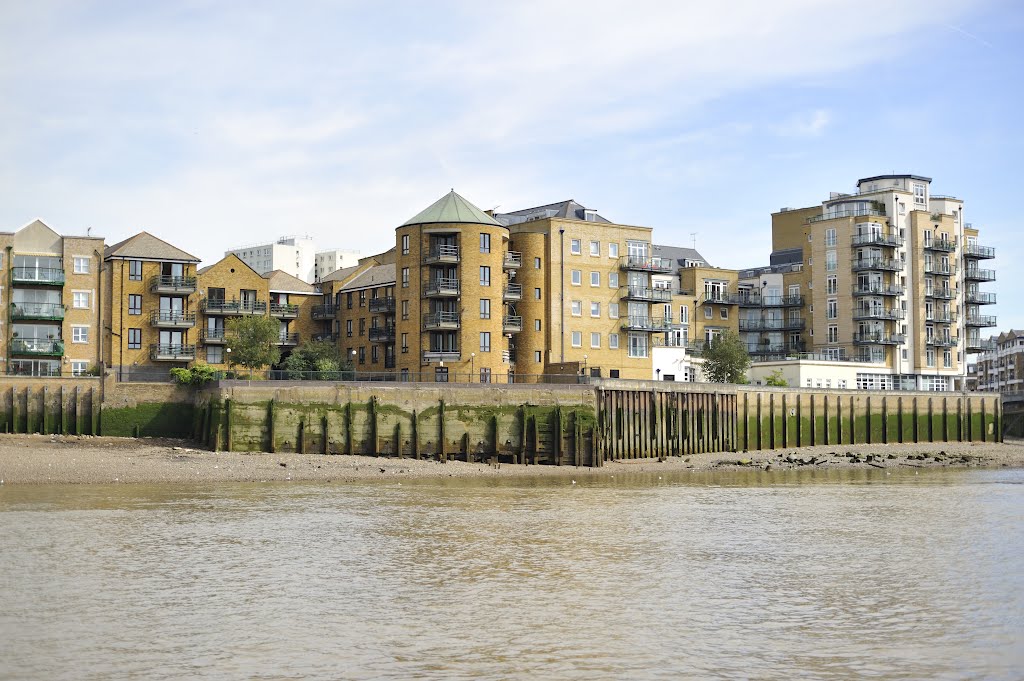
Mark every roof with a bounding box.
[337,264,396,292]
[494,199,611,225]
[104,231,200,262]
[402,190,500,227]
[320,263,364,283]
[857,174,932,185]
[262,269,319,294]
[197,253,260,277]
[652,244,711,268]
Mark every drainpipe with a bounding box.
[559,228,565,364]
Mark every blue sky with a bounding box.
[2,1,1022,327]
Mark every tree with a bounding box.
[764,369,788,387]
[700,330,751,384]
[281,339,353,379]
[225,315,281,374]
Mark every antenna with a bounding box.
[690,232,697,250]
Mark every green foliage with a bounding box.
[169,364,218,386]
[701,330,751,384]
[764,369,788,387]
[225,315,281,371]
[281,339,353,379]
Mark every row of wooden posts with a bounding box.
[0,386,100,435]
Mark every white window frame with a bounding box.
[71,325,89,343]
[571,331,582,347]
[609,333,619,349]
[571,300,582,316]
[609,303,619,319]
[72,290,91,309]
[608,243,619,258]
[70,361,88,376]
[590,332,601,348]
[590,271,600,287]
[570,239,581,255]
[590,302,600,317]
[571,270,582,286]
[608,272,619,288]
[73,256,90,274]
[589,240,600,256]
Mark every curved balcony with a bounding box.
[964,244,995,259]
[853,309,904,321]
[853,332,905,345]
[312,304,337,319]
[965,314,998,328]
[11,267,64,286]
[925,336,958,348]
[852,232,903,248]
[10,338,64,356]
[423,311,460,330]
[965,291,996,305]
[150,310,196,328]
[11,302,65,321]
[853,284,904,297]
[923,237,957,253]
[149,275,197,294]
[852,257,903,272]
[964,268,996,282]
[423,245,460,265]
[424,278,460,297]
[622,286,672,303]
[502,315,523,333]
[150,344,196,361]
[503,251,522,269]
[503,283,523,301]
[923,263,956,277]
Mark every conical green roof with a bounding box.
[401,190,500,227]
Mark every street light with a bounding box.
[583,354,588,377]
[350,349,357,380]
[470,352,475,383]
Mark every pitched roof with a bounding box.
[402,190,500,227]
[197,253,260,276]
[262,269,319,294]
[494,200,611,225]
[652,244,711,268]
[320,263,365,283]
[104,231,200,262]
[337,264,396,292]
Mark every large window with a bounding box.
[128,294,142,315]
[480,299,491,319]
[73,257,90,274]
[128,328,141,349]
[129,260,142,281]
[73,291,91,309]
[480,332,491,352]
[72,326,89,343]
[479,266,491,286]
[480,233,491,253]
[627,332,648,358]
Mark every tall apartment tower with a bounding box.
[771,174,996,391]
[395,191,514,382]
[225,235,317,283]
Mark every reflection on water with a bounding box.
[1,469,1022,680]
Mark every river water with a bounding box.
[1,467,1022,680]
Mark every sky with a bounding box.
[2,0,1022,327]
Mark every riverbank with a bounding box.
[0,434,1022,485]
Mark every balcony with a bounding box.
[927,312,958,324]
[853,284,905,297]
[966,291,997,305]
[926,336,959,348]
[201,329,226,344]
[368,297,395,314]
[10,338,64,357]
[923,237,957,253]
[923,263,956,276]
[423,244,460,265]
[269,302,299,319]
[312,304,337,319]
[748,342,806,356]
[503,283,523,301]
[201,299,267,315]
[275,333,300,346]
[966,338,988,353]
[150,310,196,328]
[853,333,905,345]
[424,278,460,297]
[368,326,396,343]
[149,344,196,361]
[619,256,674,273]
[964,244,995,259]
[851,257,903,272]
[964,268,996,282]
[924,288,956,300]
[853,308,904,321]
[502,315,523,333]
[852,232,903,248]
[11,302,65,321]
[313,332,339,343]
[423,350,460,363]
[423,311,461,330]
[738,319,805,331]
[965,314,998,328]
[149,275,197,294]
[622,286,673,303]
[621,316,676,332]
[808,208,885,223]
[11,268,65,286]
[503,251,523,269]
[703,292,743,305]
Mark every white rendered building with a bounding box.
[314,248,361,282]
[226,236,317,283]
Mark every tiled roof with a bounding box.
[104,231,200,262]
[320,263,364,283]
[401,190,500,227]
[494,200,611,224]
[652,244,711,268]
[337,264,396,291]
[263,269,319,294]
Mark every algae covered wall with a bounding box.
[197,383,601,465]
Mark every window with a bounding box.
[570,239,581,255]
[704,306,712,319]
[680,306,688,324]
[401,333,408,353]
[825,250,837,272]
[534,257,541,269]
[372,345,379,363]
[824,228,836,247]
[534,350,542,363]
[356,347,365,364]
[72,326,88,343]
[71,361,88,377]
[359,290,366,307]
[827,299,838,319]
[129,260,142,281]
[207,346,223,364]
[590,241,600,256]
[608,272,619,288]
[926,348,936,367]
[346,320,353,337]
[627,332,648,358]
[609,303,619,319]
[720,307,728,319]
[73,291,90,309]
[480,233,491,253]
[347,293,353,309]
[128,328,141,349]
[534,319,541,331]
[480,266,491,286]
[401,234,410,255]
[401,300,409,320]
[534,288,541,300]
[571,270,581,286]
[944,349,952,368]
[480,332,491,352]
[73,257,90,274]
[828,325,838,343]
[480,368,491,384]
[914,183,926,205]
[590,272,600,287]
[571,300,582,316]
[358,319,365,336]
[571,331,582,347]
[590,302,600,317]
[401,268,409,287]
[591,332,600,348]
[608,243,619,258]
[480,299,491,319]
[128,294,142,315]
[609,333,619,349]
[826,276,837,295]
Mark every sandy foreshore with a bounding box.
[0,434,1022,485]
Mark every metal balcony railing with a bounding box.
[149,344,196,361]
[149,275,197,293]
[11,267,64,285]
[963,244,995,259]
[503,251,523,269]
[201,299,267,315]
[276,333,300,345]
[622,286,673,302]
[312,304,337,319]
[423,244,460,264]
[965,291,997,305]
[424,278,460,297]
[965,315,998,327]
[851,257,903,272]
[853,284,905,297]
[852,309,904,321]
[11,302,65,320]
[201,329,227,344]
[150,310,196,327]
[923,237,957,252]
[925,336,959,348]
[10,338,64,356]
[269,302,299,318]
[853,333,905,345]
[368,297,395,313]
[503,283,523,301]
[621,316,676,332]
[368,326,396,342]
[923,263,956,276]
[619,256,674,273]
[852,232,903,247]
[502,315,523,332]
[423,311,461,329]
[964,268,996,282]
[924,288,956,300]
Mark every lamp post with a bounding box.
[470,352,475,383]
[351,348,357,381]
[583,354,588,382]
